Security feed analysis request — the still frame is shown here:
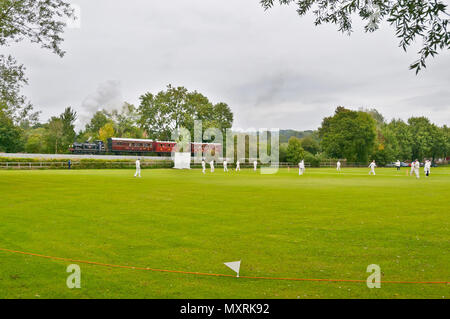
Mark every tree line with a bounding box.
[280,107,449,165]
[0,85,233,154]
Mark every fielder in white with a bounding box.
[223,160,228,172]
[236,160,240,171]
[368,160,376,175]
[336,161,341,171]
[253,160,257,171]
[210,160,215,173]
[410,161,415,176]
[134,158,141,178]
[395,160,401,171]
[201,159,206,174]
[414,159,420,179]
[299,160,305,175]
[424,160,431,177]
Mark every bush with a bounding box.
[0,157,174,169]
[304,152,320,167]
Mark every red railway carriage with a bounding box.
[106,137,222,155]
[108,138,154,153]
[191,142,205,154]
[191,142,222,156]
[153,141,177,153]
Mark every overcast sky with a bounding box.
[6,0,450,131]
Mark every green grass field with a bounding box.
[0,167,449,299]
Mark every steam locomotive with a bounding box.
[69,137,221,155]
[69,141,106,154]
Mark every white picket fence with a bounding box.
[0,160,374,170]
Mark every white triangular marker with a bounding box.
[224,261,241,277]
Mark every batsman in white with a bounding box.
[336,161,341,171]
[299,160,305,175]
[413,159,420,179]
[253,160,257,171]
[236,160,240,171]
[223,160,228,172]
[368,160,376,175]
[134,158,141,178]
[410,161,415,176]
[210,160,215,173]
[201,159,206,174]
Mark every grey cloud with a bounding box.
[3,0,449,132]
[78,80,124,128]
[399,90,450,111]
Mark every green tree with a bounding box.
[84,110,110,138]
[0,55,40,125]
[319,106,377,163]
[138,85,233,140]
[279,142,288,162]
[0,1,74,121]
[371,128,396,166]
[385,119,413,160]
[206,102,234,134]
[0,0,74,56]
[60,106,77,150]
[0,107,23,152]
[429,124,447,161]
[408,117,435,160]
[364,108,385,127]
[368,109,394,165]
[304,151,321,167]
[98,122,115,145]
[110,103,144,138]
[300,135,320,155]
[443,125,450,159]
[260,0,449,73]
[286,136,305,164]
[46,117,64,154]
[25,127,48,153]
[0,55,27,116]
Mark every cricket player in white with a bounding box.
[134,158,141,178]
[210,160,215,173]
[201,159,206,174]
[236,160,240,171]
[369,160,376,175]
[395,160,401,171]
[223,160,228,172]
[336,161,341,171]
[410,161,415,176]
[424,160,431,177]
[414,159,420,179]
[253,160,257,171]
[299,160,305,175]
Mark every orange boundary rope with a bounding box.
[1,248,448,285]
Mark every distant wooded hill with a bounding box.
[279,130,314,144]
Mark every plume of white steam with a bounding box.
[77,80,124,130]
